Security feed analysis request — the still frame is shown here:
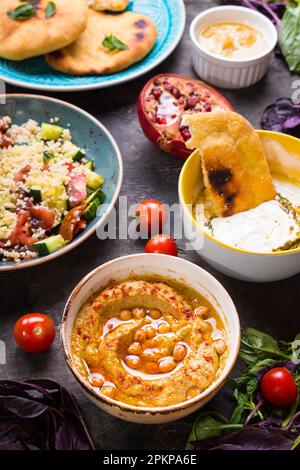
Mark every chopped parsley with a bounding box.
[7,3,36,21]
[102,35,129,52]
[45,1,56,19]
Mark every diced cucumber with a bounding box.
[50,198,68,213]
[29,187,42,202]
[43,150,54,162]
[41,123,63,141]
[84,160,95,171]
[83,198,101,221]
[41,184,68,213]
[85,169,103,190]
[83,189,106,221]
[85,188,106,205]
[33,235,65,256]
[71,146,86,162]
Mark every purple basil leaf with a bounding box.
[261,97,300,135]
[0,379,94,450]
[192,424,295,450]
[55,420,91,450]
[0,396,48,418]
[282,115,300,130]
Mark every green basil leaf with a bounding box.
[102,35,129,52]
[240,328,289,364]
[186,412,242,449]
[7,3,36,21]
[279,3,300,73]
[45,1,56,19]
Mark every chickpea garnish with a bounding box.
[101,385,116,399]
[142,347,161,361]
[158,357,176,373]
[213,339,226,355]
[172,343,187,362]
[90,375,104,388]
[194,306,209,318]
[125,355,141,369]
[144,361,160,374]
[144,325,156,339]
[132,308,146,319]
[158,322,171,334]
[119,309,132,321]
[133,329,147,343]
[150,309,161,319]
[127,341,143,355]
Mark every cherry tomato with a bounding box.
[13,313,56,353]
[145,234,178,256]
[261,367,298,407]
[136,199,167,234]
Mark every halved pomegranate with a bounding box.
[137,74,233,158]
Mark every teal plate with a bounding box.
[0,95,123,271]
[0,0,186,92]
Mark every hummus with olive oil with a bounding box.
[71,279,227,407]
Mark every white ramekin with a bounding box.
[61,254,240,423]
[190,6,278,89]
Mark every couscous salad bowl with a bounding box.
[0,94,123,271]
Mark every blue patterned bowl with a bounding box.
[0,0,186,91]
[0,94,123,271]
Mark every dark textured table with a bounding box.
[1,0,299,451]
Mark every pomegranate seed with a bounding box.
[156,116,167,125]
[186,100,196,110]
[180,126,191,142]
[185,93,199,110]
[163,80,173,91]
[152,87,162,100]
[205,104,212,112]
[171,87,181,99]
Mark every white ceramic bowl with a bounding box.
[179,130,300,282]
[190,6,278,89]
[61,254,240,424]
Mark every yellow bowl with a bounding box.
[179,130,300,282]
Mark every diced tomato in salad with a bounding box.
[14,165,31,183]
[10,211,37,248]
[30,207,56,231]
[68,173,87,208]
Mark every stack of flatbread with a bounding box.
[0,0,157,75]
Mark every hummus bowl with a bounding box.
[61,254,240,423]
[179,130,300,282]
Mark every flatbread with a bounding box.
[0,0,89,60]
[46,10,157,75]
[185,111,276,217]
[90,0,129,11]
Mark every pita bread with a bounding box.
[185,111,276,217]
[0,0,89,60]
[46,10,157,75]
[90,0,129,11]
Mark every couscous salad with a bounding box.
[0,116,105,262]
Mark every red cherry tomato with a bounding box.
[145,234,178,256]
[13,313,56,353]
[136,199,167,234]
[261,367,298,407]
